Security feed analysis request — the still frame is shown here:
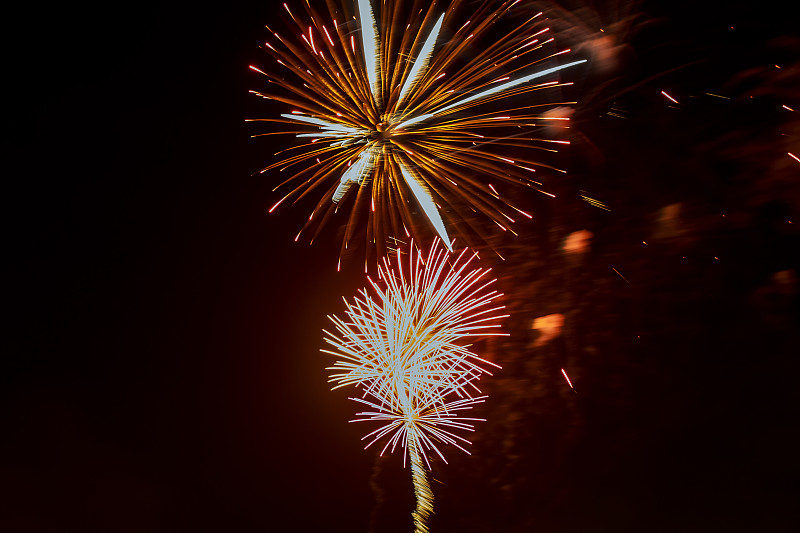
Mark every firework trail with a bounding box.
[323,240,508,531]
[249,0,586,263]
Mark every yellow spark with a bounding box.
[581,192,610,211]
[612,267,631,284]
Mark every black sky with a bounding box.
[4,1,798,532]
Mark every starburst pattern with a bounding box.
[323,240,507,531]
[249,0,586,263]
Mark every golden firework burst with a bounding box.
[249,0,585,264]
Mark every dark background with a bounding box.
[4,1,798,532]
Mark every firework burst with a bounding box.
[323,240,507,532]
[249,0,586,263]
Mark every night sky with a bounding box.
[4,1,798,532]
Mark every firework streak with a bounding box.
[250,0,586,261]
[323,240,508,531]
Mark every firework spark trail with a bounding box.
[358,0,381,102]
[323,240,507,531]
[661,90,679,104]
[408,433,434,533]
[399,159,452,250]
[397,59,587,129]
[561,367,576,393]
[250,0,586,262]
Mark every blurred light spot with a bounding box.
[531,313,565,347]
